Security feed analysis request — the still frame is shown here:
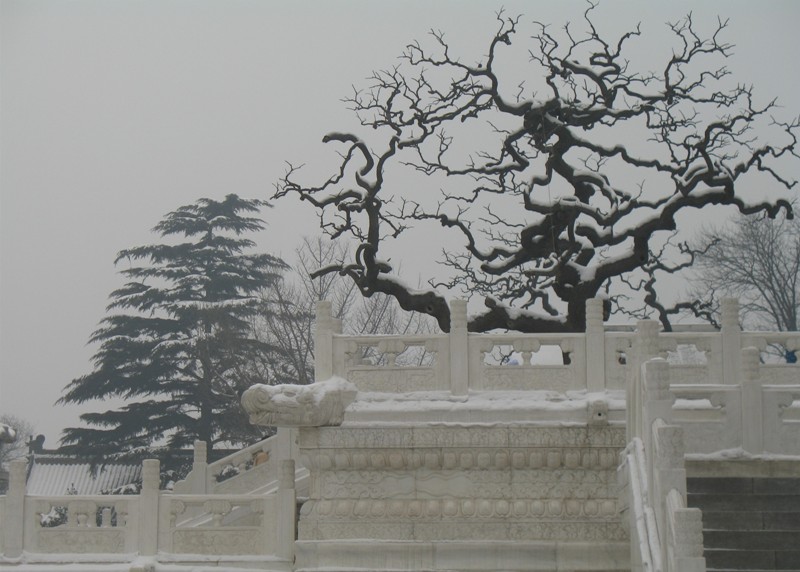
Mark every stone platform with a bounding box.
[295,424,629,572]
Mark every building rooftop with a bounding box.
[26,454,141,496]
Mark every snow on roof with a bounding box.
[26,455,142,496]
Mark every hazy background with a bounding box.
[2,0,799,446]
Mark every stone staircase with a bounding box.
[687,477,800,572]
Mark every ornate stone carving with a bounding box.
[38,529,125,553]
[484,366,579,391]
[172,529,262,555]
[346,368,438,392]
[242,377,357,427]
[654,424,685,469]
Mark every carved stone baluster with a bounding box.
[512,338,540,366]
[170,500,186,528]
[204,499,232,527]
[100,507,112,528]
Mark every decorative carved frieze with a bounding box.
[297,423,628,547]
[301,497,618,521]
[37,529,125,553]
[301,518,627,542]
[484,367,580,391]
[304,447,620,474]
[303,425,626,450]
[172,529,262,555]
[346,369,439,392]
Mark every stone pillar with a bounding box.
[670,506,706,572]
[585,298,606,392]
[643,359,674,449]
[721,298,741,385]
[740,347,763,454]
[276,459,297,561]
[3,459,26,558]
[449,299,469,396]
[138,459,160,556]
[191,440,209,494]
[315,301,334,382]
[627,320,661,441]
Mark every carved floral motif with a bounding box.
[37,529,125,553]
[172,529,263,555]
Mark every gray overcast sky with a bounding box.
[2,0,799,445]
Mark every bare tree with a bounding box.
[0,414,35,468]
[690,212,800,332]
[275,6,797,333]
[251,236,437,385]
[608,233,720,331]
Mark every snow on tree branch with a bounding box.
[275,7,798,332]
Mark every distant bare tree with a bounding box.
[251,237,437,385]
[275,6,797,333]
[690,212,800,332]
[0,414,35,468]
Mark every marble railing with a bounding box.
[315,298,799,397]
[619,358,706,572]
[672,347,800,456]
[0,458,297,566]
[173,428,300,496]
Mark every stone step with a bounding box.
[687,493,800,512]
[703,530,800,551]
[687,477,800,495]
[701,510,800,531]
[704,548,800,570]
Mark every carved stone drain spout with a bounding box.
[241,377,357,427]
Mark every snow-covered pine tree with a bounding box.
[59,195,287,466]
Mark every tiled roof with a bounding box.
[26,455,142,496]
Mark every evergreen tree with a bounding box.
[59,195,286,465]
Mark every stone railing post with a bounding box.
[668,493,706,572]
[585,298,606,392]
[741,347,763,454]
[449,299,469,396]
[627,320,661,441]
[191,440,209,494]
[3,459,26,558]
[721,298,741,385]
[138,459,160,556]
[276,459,296,561]
[315,301,334,382]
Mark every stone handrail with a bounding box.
[0,458,297,565]
[173,428,299,495]
[620,437,664,572]
[672,347,800,456]
[316,297,798,398]
[620,356,706,572]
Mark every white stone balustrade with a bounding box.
[672,344,800,456]
[173,428,299,495]
[620,355,706,572]
[318,298,780,399]
[0,458,296,567]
